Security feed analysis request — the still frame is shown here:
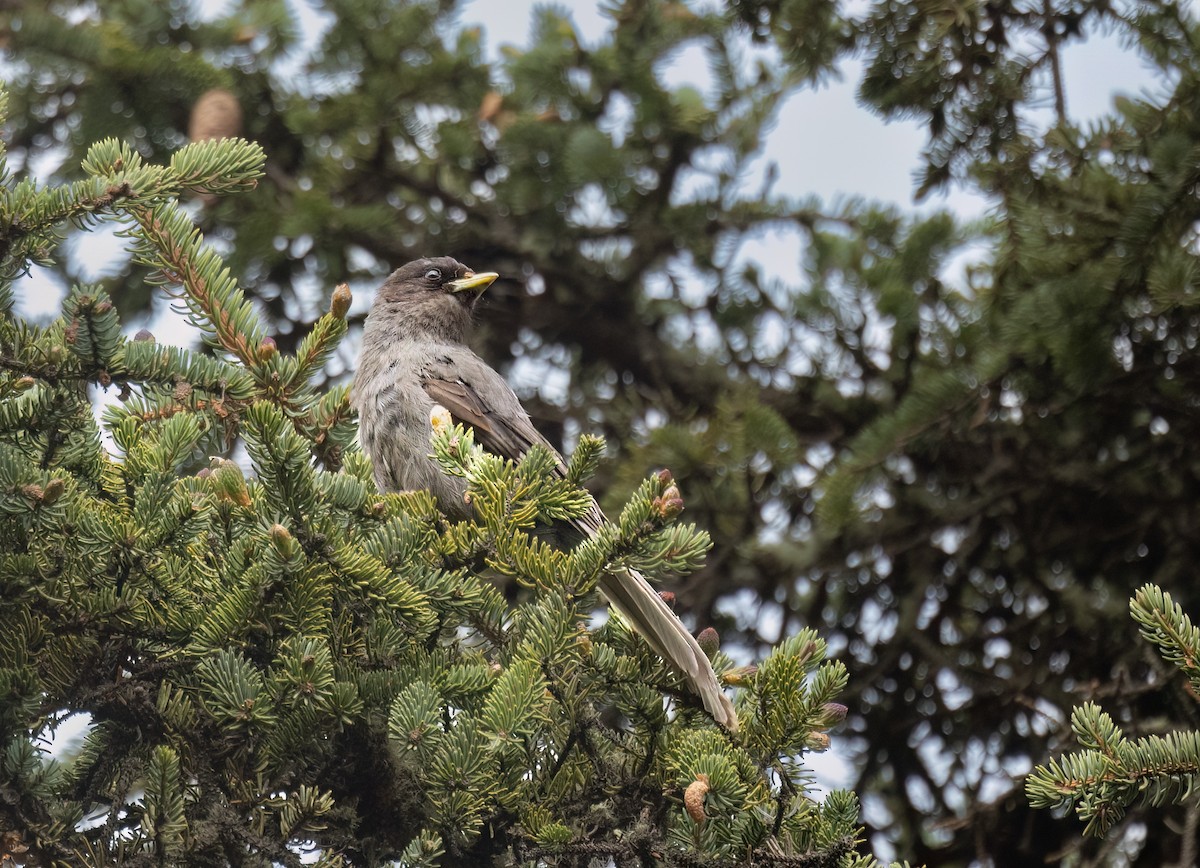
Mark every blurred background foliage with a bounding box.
[5,0,1200,863]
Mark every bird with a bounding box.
[351,256,738,732]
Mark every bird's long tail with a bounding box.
[598,567,739,732]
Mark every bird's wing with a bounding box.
[419,351,566,474]
[421,353,737,730]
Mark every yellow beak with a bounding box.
[447,271,498,294]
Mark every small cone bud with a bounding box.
[658,591,676,608]
[133,329,156,343]
[258,336,277,361]
[683,774,710,824]
[805,731,831,751]
[13,376,35,391]
[188,88,243,206]
[189,88,243,142]
[821,702,848,725]
[330,284,352,319]
[41,478,65,506]
[656,468,674,484]
[652,484,684,519]
[478,90,504,123]
[696,627,720,657]
[269,523,296,557]
[210,459,252,508]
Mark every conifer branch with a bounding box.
[1029,587,1200,837]
[0,65,890,865]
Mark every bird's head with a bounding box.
[369,256,499,343]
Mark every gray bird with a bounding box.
[352,256,738,732]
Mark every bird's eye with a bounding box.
[424,268,442,282]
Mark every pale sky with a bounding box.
[12,0,1164,321]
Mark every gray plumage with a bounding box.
[352,256,738,732]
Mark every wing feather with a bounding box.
[420,353,565,473]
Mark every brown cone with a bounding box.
[189,88,242,141]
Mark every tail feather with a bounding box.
[598,568,739,732]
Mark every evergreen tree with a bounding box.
[1029,585,1200,849]
[0,106,893,865]
[8,0,1200,863]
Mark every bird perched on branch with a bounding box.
[352,256,737,731]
